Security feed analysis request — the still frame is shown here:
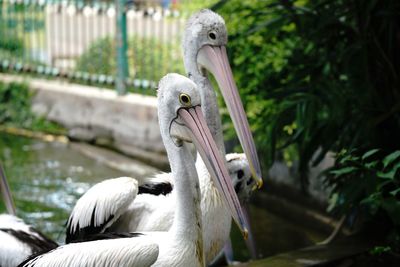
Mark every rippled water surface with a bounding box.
[0,132,126,243]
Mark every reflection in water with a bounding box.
[0,132,126,243]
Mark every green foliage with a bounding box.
[75,36,184,84]
[370,246,392,256]
[326,149,400,250]
[0,82,33,126]
[0,20,24,58]
[75,37,116,76]
[215,0,400,191]
[0,34,24,55]
[183,0,219,13]
[327,149,400,219]
[216,0,400,251]
[0,81,64,134]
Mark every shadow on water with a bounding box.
[0,132,325,262]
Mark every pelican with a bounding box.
[0,164,58,267]
[20,74,249,267]
[66,9,261,263]
[182,10,262,262]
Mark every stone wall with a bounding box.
[0,74,168,168]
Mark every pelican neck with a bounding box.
[166,142,204,265]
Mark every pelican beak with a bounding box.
[178,106,250,238]
[197,45,263,189]
[0,163,16,216]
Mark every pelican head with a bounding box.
[226,153,254,202]
[158,73,249,238]
[183,9,227,75]
[183,9,263,189]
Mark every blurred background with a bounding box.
[0,0,399,266]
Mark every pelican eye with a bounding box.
[208,31,217,40]
[179,93,191,106]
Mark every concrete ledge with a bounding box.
[238,237,372,267]
[0,74,168,168]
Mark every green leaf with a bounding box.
[378,162,400,180]
[377,170,396,180]
[362,149,380,160]
[365,161,378,169]
[370,246,391,256]
[327,193,339,212]
[330,166,357,176]
[339,154,359,164]
[383,151,400,169]
[390,188,400,197]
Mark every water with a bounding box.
[230,205,323,261]
[0,132,324,261]
[0,132,126,243]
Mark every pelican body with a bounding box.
[21,74,248,267]
[65,9,262,263]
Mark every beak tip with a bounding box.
[257,178,263,189]
[250,167,263,190]
[250,171,263,191]
[243,228,249,240]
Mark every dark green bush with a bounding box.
[215,0,400,187]
[0,81,63,133]
[0,21,24,57]
[326,149,400,249]
[215,0,400,251]
[0,82,32,126]
[0,35,24,54]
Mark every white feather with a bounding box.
[23,236,158,267]
[67,177,138,234]
[0,214,56,267]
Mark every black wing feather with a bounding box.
[138,182,172,196]
[0,227,58,253]
[65,206,115,244]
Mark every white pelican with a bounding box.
[0,164,58,267]
[66,9,261,263]
[20,74,249,267]
[184,9,263,186]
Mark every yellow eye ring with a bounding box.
[179,93,191,107]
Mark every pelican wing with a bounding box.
[107,172,175,233]
[66,177,138,243]
[19,234,159,267]
[0,215,58,267]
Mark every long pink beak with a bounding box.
[197,45,263,189]
[179,106,249,238]
[0,163,16,216]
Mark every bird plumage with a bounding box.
[0,164,58,267]
[22,74,248,267]
[65,9,259,264]
[0,214,58,267]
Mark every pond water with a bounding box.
[0,132,126,243]
[0,132,324,262]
